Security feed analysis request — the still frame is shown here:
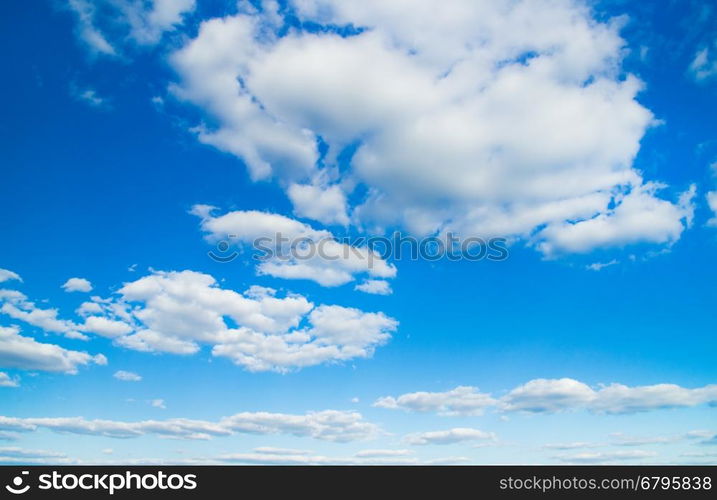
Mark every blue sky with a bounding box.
[1,0,717,465]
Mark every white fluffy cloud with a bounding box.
[192,206,396,287]
[0,289,87,340]
[0,289,86,340]
[220,409,380,442]
[113,370,142,382]
[1,269,397,372]
[210,302,396,371]
[0,326,106,374]
[501,378,597,412]
[376,378,717,415]
[76,301,104,316]
[354,279,392,295]
[122,0,197,45]
[108,270,396,372]
[0,372,19,388]
[168,0,694,255]
[62,277,93,293]
[536,183,695,255]
[374,386,496,416]
[287,183,350,226]
[404,428,496,446]
[80,316,133,338]
[0,269,21,283]
[502,378,717,414]
[0,410,379,442]
[586,383,717,414]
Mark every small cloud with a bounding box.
[113,370,142,382]
[62,277,93,293]
[0,372,19,388]
[102,448,114,455]
[586,259,619,271]
[404,428,496,446]
[355,279,393,295]
[689,46,717,82]
[638,45,649,62]
[351,397,360,404]
[150,399,166,409]
[76,301,103,316]
[79,89,106,107]
[0,268,22,283]
[71,82,110,109]
[374,386,496,416]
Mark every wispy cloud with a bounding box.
[113,371,142,382]
[586,259,619,271]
